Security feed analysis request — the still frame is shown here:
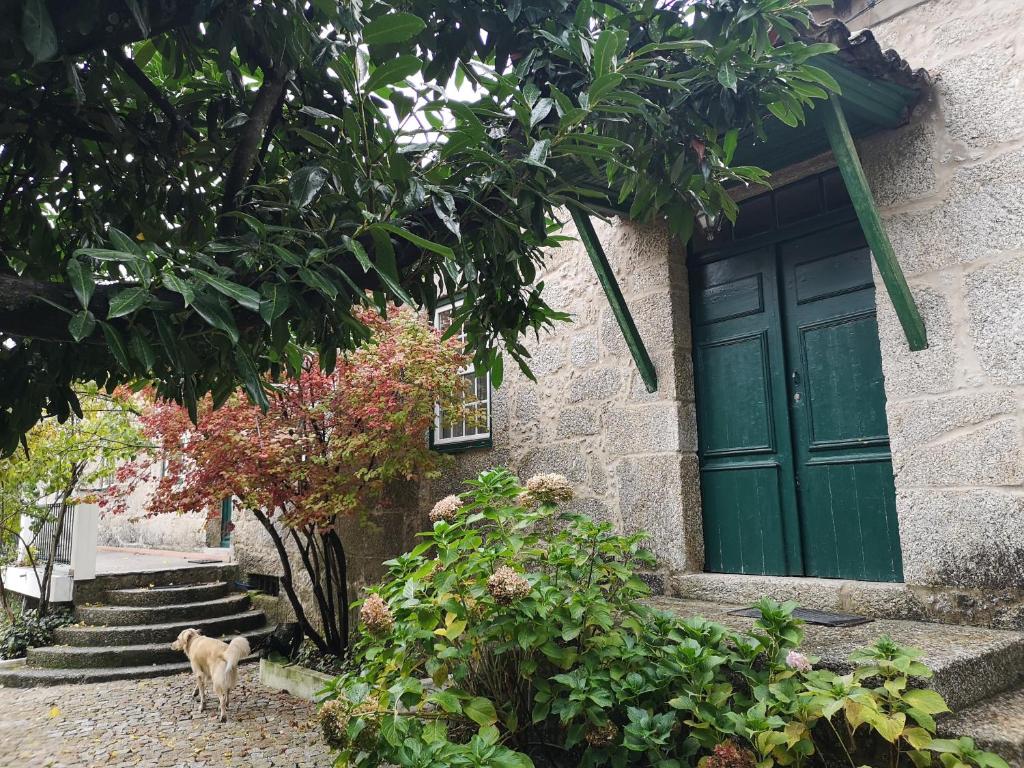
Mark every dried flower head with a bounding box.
[786,650,812,673]
[522,473,574,506]
[585,721,620,748]
[318,698,379,750]
[706,741,757,768]
[359,594,394,635]
[429,494,463,523]
[318,699,350,749]
[487,565,531,605]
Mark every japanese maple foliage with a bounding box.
[106,306,465,654]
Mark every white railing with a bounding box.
[6,503,98,601]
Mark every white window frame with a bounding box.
[432,299,492,450]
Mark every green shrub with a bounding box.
[0,606,73,659]
[322,468,1006,768]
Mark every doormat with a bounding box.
[728,607,871,627]
[186,558,222,564]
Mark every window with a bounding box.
[432,300,492,450]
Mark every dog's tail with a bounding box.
[220,636,251,682]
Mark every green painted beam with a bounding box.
[569,206,658,392]
[821,95,928,352]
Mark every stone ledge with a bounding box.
[650,596,1024,712]
[668,572,1024,632]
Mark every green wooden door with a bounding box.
[692,217,902,581]
[692,248,803,576]
[778,223,903,581]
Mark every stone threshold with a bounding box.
[668,572,1024,631]
[650,596,1024,714]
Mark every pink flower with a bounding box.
[786,650,812,673]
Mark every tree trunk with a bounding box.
[38,499,68,618]
[251,508,330,654]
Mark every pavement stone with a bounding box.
[0,667,331,768]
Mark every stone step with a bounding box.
[0,661,192,688]
[54,610,266,647]
[27,625,274,669]
[940,685,1024,768]
[76,593,250,626]
[650,597,1024,711]
[74,564,239,604]
[0,652,262,688]
[104,580,230,607]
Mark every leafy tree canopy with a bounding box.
[0,0,838,454]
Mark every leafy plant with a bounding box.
[0,0,841,454]
[105,306,465,655]
[0,606,73,659]
[321,468,1008,768]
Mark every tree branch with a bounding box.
[110,49,200,141]
[220,68,288,226]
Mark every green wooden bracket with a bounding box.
[821,95,928,351]
[569,206,658,392]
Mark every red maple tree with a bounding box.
[106,307,466,654]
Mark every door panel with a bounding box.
[692,214,903,583]
[779,222,903,582]
[692,248,803,576]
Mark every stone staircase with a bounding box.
[652,596,1024,767]
[0,564,271,687]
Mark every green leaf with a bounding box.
[362,12,425,46]
[66,259,95,309]
[108,227,142,256]
[68,311,96,342]
[767,100,800,128]
[373,223,454,258]
[525,139,550,168]
[588,72,624,105]
[100,322,132,370]
[718,61,737,92]
[341,236,372,272]
[259,284,292,325]
[21,0,58,64]
[722,128,739,164]
[464,697,497,728]
[903,689,950,715]
[593,28,626,77]
[368,227,414,305]
[74,248,142,263]
[529,98,554,129]
[129,332,156,371]
[195,271,261,312]
[107,287,149,319]
[162,273,195,306]
[365,55,421,93]
[289,166,329,209]
[193,294,240,343]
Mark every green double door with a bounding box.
[692,219,903,582]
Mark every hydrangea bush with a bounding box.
[321,468,1007,768]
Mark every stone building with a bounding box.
[118,0,1024,636]
[415,0,1024,631]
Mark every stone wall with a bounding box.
[420,214,700,581]
[856,0,1024,592]
[95,466,211,552]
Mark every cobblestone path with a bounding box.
[0,666,332,768]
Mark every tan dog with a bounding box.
[171,628,251,722]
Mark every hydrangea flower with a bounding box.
[522,473,574,506]
[585,721,620,748]
[487,565,531,605]
[429,494,463,523]
[359,594,394,635]
[706,740,756,768]
[786,650,812,673]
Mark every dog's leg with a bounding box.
[196,675,207,711]
[218,692,227,723]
